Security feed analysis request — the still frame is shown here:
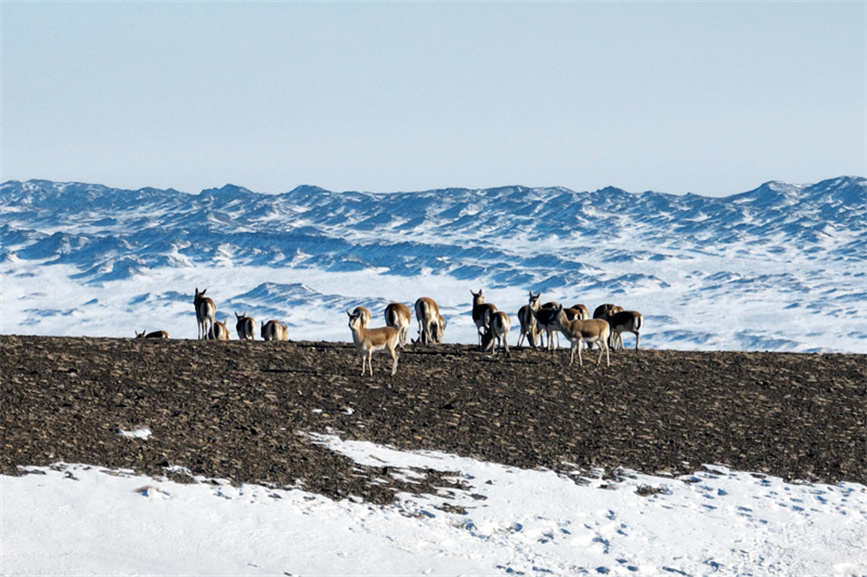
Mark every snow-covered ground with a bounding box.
[3,434,865,576]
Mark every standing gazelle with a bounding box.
[384,302,412,348]
[347,309,400,376]
[194,288,216,340]
[414,297,446,344]
[235,312,257,340]
[209,319,231,340]
[517,290,542,349]
[483,311,511,357]
[261,320,289,341]
[471,289,498,350]
[607,310,643,350]
[554,304,610,367]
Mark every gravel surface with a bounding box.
[1,335,864,503]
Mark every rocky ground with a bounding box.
[1,335,864,504]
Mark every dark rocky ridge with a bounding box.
[1,335,864,504]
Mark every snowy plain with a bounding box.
[1,178,865,575]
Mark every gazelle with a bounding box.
[347,309,400,376]
[384,302,412,348]
[568,304,590,320]
[554,304,610,367]
[607,310,643,350]
[414,297,446,344]
[135,330,169,339]
[471,289,498,350]
[482,311,511,357]
[534,302,562,351]
[593,303,623,321]
[351,306,372,329]
[209,319,231,340]
[235,312,257,340]
[261,320,289,341]
[194,288,216,340]
[517,290,542,349]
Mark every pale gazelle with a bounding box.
[347,309,400,376]
[607,310,643,350]
[517,290,542,349]
[384,302,412,348]
[209,319,231,340]
[414,297,446,344]
[471,289,498,350]
[235,312,257,340]
[554,304,610,367]
[482,311,511,357]
[194,288,216,340]
[261,320,289,341]
[135,330,169,339]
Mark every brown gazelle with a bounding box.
[471,289,498,350]
[235,312,257,340]
[517,290,542,349]
[384,302,412,348]
[554,304,610,367]
[135,330,169,339]
[209,319,231,340]
[607,310,643,350]
[593,303,624,321]
[414,297,446,344]
[347,309,400,376]
[483,311,511,357]
[261,320,289,341]
[568,304,590,320]
[194,288,216,340]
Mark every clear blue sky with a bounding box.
[2,1,864,197]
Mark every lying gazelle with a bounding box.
[209,319,231,340]
[347,309,400,376]
[261,320,289,342]
[384,302,412,348]
[135,330,169,339]
[517,290,542,349]
[482,311,511,357]
[194,288,216,340]
[235,312,257,340]
[607,310,643,350]
[471,289,498,350]
[554,304,610,367]
[414,297,446,344]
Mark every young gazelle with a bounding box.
[471,290,498,350]
[261,320,289,341]
[347,309,400,376]
[235,312,257,340]
[414,297,446,344]
[209,319,231,340]
[194,288,216,340]
[554,304,610,367]
[517,290,542,349]
[135,330,169,339]
[607,310,643,350]
[384,302,412,348]
[483,311,511,357]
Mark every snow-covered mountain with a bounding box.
[1,177,864,352]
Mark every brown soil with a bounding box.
[1,335,864,503]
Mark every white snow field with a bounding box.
[2,435,865,576]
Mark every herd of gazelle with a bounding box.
[136,287,642,376]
